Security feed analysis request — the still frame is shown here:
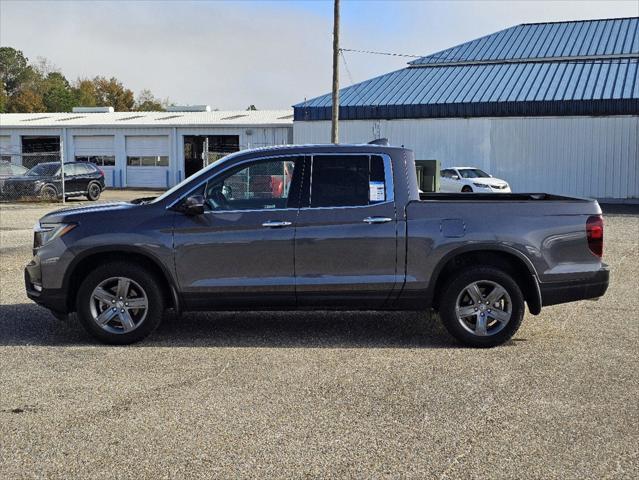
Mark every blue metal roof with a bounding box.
[410,17,638,65]
[294,18,639,121]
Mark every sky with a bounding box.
[1,0,637,110]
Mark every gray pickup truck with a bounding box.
[25,143,609,347]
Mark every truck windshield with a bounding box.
[26,163,60,176]
[458,168,489,179]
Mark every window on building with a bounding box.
[126,156,169,167]
[75,155,115,167]
[310,155,386,208]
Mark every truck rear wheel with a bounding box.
[439,266,524,347]
[76,262,164,344]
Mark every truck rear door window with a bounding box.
[310,155,386,208]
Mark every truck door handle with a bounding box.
[262,220,292,228]
[363,217,393,224]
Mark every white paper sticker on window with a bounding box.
[369,181,385,202]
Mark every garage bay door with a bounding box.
[74,136,116,187]
[126,136,169,188]
[0,136,12,162]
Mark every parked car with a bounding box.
[25,143,608,347]
[0,160,28,196]
[440,167,511,193]
[3,161,105,201]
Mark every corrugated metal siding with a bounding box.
[293,116,638,199]
[410,17,639,65]
[489,116,638,198]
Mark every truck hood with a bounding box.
[39,202,136,224]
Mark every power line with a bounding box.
[340,48,423,58]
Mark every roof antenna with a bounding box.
[368,138,389,146]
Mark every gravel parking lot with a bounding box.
[1,194,637,479]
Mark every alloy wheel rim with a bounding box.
[89,277,148,334]
[455,280,512,337]
[89,184,99,197]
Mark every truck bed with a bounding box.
[419,192,590,202]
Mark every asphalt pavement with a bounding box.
[0,194,637,479]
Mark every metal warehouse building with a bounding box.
[0,107,293,188]
[294,17,639,201]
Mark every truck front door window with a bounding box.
[205,159,298,211]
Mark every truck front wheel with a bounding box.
[439,266,525,347]
[76,262,164,344]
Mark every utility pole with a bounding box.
[331,0,340,144]
[60,129,65,204]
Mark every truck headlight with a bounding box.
[33,222,77,248]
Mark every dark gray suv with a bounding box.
[26,144,608,347]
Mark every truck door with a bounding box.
[172,156,303,308]
[294,154,398,308]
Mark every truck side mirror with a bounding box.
[181,194,205,216]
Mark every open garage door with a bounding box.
[21,136,60,168]
[126,135,169,188]
[74,135,116,187]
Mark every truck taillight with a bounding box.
[586,215,604,257]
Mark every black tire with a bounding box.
[86,182,101,201]
[438,266,525,348]
[461,185,473,193]
[40,185,58,201]
[76,262,164,344]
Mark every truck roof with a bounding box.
[232,143,411,160]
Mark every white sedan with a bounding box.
[440,167,511,193]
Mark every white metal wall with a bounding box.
[293,116,639,200]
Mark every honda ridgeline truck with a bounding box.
[25,143,609,347]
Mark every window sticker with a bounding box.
[369,181,385,202]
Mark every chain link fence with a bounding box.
[0,142,290,203]
[0,152,64,203]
